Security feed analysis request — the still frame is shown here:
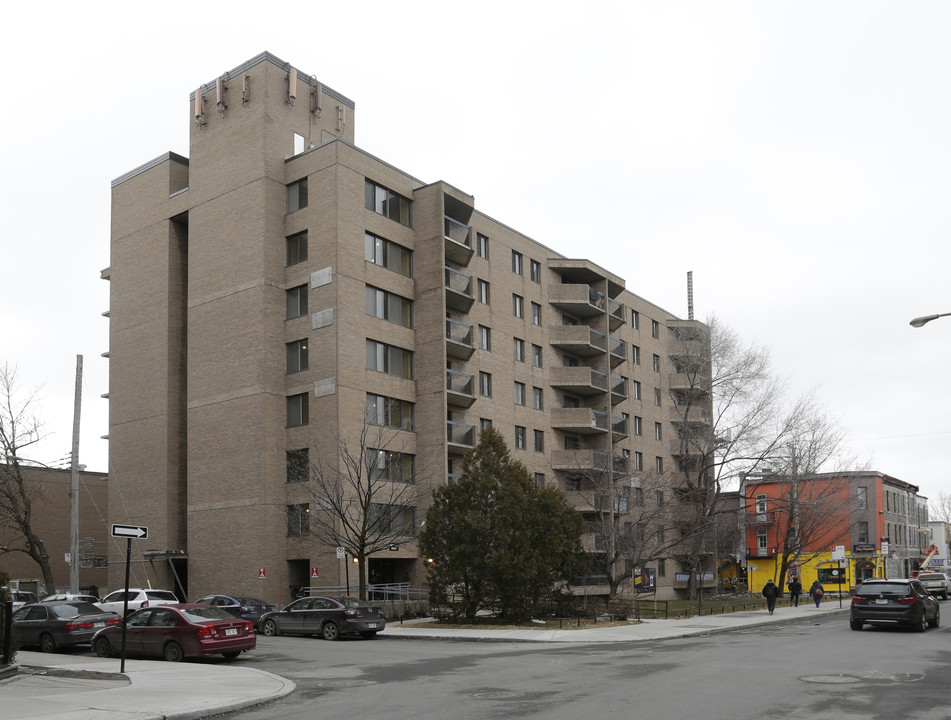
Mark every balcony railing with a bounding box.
[447,420,475,448]
[444,266,474,312]
[610,375,627,402]
[609,336,626,367]
[746,548,777,559]
[446,369,475,408]
[549,284,606,318]
[608,298,625,330]
[444,216,473,265]
[445,318,474,359]
[612,415,628,437]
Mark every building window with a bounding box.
[479,325,491,351]
[654,422,663,441]
[655,490,664,508]
[652,354,661,372]
[286,339,309,374]
[634,416,642,436]
[856,486,868,510]
[286,449,308,483]
[858,521,869,544]
[632,380,641,400]
[287,504,310,536]
[651,319,660,338]
[534,472,545,488]
[514,337,525,362]
[531,302,541,326]
[512,250,523,275]
[634,451,643,471]
[366,394,414,430]
[632,310,640,329]
[369,503,415,535]
[564,434,581,450]
[366,340,413,379]
[655,457,664,474]
[513,294,524,318]
[286,231,308,266]
[366,286,413,328]
[534,429,545,452]
[477,233,489,259]
[287,178,308,213]
[478,279,490,304]
[657,559,665,577]
[530,259,541,283]
[533,386,544,410]
[367,449,415,483]
[756,494,767,514]
[365,179,411,226]
[514,381,526,406]
[515,426,526,449]
[479,371,492,397]
[365,232,413,277]
[287,393,309,427]
[532,344,543,368]
[286,285,308,319]
[480,417,493,430]
[632,346,640,365]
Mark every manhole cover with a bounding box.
[469,691,523,699]
[801,675,859,684]
[316,679,373,688]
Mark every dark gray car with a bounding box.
[850,578,940,632]
[13,601,121,652]
[258,595,385,640]
[193,594,276,624]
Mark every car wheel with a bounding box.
[849,618,863,631]
[164,641,185,662]
[39,633,56,653]
[359,631,378,639]
[929,606,940,629]
[915,611,928,633]
[261,619,279,637]
[321,622,340,641]
[221,651,241,660]
[94,637,112,658]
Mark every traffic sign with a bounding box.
[336,547,346,559]
[111,523,148,540]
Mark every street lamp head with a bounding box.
[910,312,951,328]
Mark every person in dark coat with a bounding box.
[787,576,802,607]
[809,580,825,607]
[762,579,779,614]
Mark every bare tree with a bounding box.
[0,363,56,589]
[297,404,427,599]
[930,493,951,524]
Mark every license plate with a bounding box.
[94,622,105,628]
[225,628,238,636]
[367,623,376,629]
[875,599,888,604]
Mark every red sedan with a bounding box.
[92,604,256,662]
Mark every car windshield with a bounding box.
[858,583,910,597]
[180,606,234,621]
[146,591,179,601]
[50,602,103,618]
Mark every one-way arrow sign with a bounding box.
[111,523,149,540]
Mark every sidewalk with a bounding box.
[0,602,845,720]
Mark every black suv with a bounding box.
[850,578,940,632]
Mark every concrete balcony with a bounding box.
[444,216,473,266]
[550,366,608,396]
[549,283,606,319]
[446,369,475,408]
[609,336,626,368]
[444,266,474,313]
[552,449,628,474]
[608,298,625,331]
[549,325,606,356]
[550,408,609,435]
[446,318,474,360]
[612,415,628,439]
[447,421,475,452]
[668,405,712,425]
[669,373,712,393]
[610,375,627,404]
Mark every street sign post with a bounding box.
[111,523,149,673]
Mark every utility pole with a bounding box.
[69,355,83,594]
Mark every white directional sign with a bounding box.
[111,523,149,540]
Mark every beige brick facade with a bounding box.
[106,52,711,605]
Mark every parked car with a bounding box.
[42,593,101,604]
[97,588,179,616]
[258,595,385,640]
[915,572,950,600]
[850,578,940,632]
[3,589,39,611]
[193,594,276,624]
[12,601,121,652]
[92,604,256,662]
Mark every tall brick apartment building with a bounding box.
[106,52,712,604]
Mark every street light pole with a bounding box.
[69,355,83,594]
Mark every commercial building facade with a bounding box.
[739,471,930,593]
[105,52,711,604]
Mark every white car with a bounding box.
[42,593,101,604]
[97,588,180,615]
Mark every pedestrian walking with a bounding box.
[762,579,779,614]
[787,576,802,607]
[809,580,825,607]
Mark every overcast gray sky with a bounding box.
[3,1,949,503]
